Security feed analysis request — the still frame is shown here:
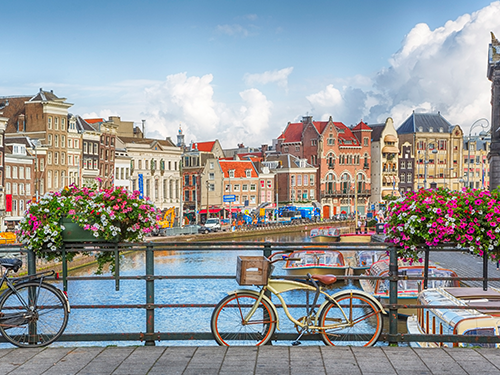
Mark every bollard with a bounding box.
[145,243,155,346]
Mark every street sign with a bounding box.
[138,174,144,199]
[223,194,236,202]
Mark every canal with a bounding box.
[15,232,408,347]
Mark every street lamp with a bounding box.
[206,180,210,222]
[466,118,490,189]
[422,145,438,189]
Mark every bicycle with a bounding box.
[211,255,386,346]
[0,257,70,347]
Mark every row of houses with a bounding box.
[0,89,491,229]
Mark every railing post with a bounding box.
[145,243,155,346]
[27,248,36,276]
[114,243,120,291]
[388,246,398,345]
[483,249,488,291]
[62,244,68,292]
[423,246,430,290]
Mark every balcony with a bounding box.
[321,189,371,199]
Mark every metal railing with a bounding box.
[1,241,500,346]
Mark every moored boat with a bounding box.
[283,249,348,276]
[349,250,387,275]
[360,260,460,316]
[339,233,372,243]
[310,227,340,242]
[407,287,500,348]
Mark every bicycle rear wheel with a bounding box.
[0,282,69,347]
[318,292,382,346]
[211,292,276,346]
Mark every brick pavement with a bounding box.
[0,346,498,375]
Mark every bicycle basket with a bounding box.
[236,256,270,286]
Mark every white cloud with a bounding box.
[141,73,273,147]
[244,67,294,89]
[305,2,500,130]
[216,24,249,37]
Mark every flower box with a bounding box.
[60,217,103,243]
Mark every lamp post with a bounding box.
[422,145,438,189]
[466,118,490,189]
[206,180,210,222]
[194,175,198,224]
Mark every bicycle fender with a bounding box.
[317,289,387,318]
[226,289,280,330]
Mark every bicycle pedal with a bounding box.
[292,341,302,346]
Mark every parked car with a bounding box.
[204,218,221,232]
[185,224,211,234]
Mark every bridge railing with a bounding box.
[1,241,500,346]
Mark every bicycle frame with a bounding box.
[239,278,383,333]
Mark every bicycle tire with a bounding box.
[0,282,69,347]
[211,292,276,346]
[318,292,382,347]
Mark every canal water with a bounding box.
[7,232,407,347]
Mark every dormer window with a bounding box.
[245,169,251,178]
[429,127,433,132]
[229,170,235,178]
[439,127,444,132]
[418,127,423,132]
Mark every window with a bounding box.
[210,162,214,169]
[13,167,18,179]
[26,168,31,179]
[6,183,10,194]
[26,184,31,195]
[209,173,214,180]
[401,161,405,169]
[55,135,59,147]
[310,174,315,185]
[229,170,235,178]
[94,144,98,155]
[54,171,59,188]
[246,169,252,178]
[407,174,412,183]
[225,184,231,192]
[267,180,272,188]
[297,175,302,186]
[234,184,240,191]
[250,184,256,191]
[48,134,53,146]
[295,146,300,152]
[61,117,65,130]
[311,139,317,146]
[62,135,65,147]
[13,183,17,195]
[291,175,295,186]
[242,184,248,191]
[61,152,65,165]
[48,117,52,129]
[74,139,79,149]
[19,167,24,179]
[54,152,59,165]
[364,137,369,146]
[250,195,256,204]
[407,161,412,169]
[54,117,59,130]
[5,166,10,178]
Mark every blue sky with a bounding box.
[1,0,497,147]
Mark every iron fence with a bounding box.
[1,241,500,346]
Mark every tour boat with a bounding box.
[407,287,500,348]
[283,249,348,276]
[309,227,340,242]
[349,250,387,275]
[359,260,460,316]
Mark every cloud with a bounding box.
[141,73,273,147]
[306,2,500,131]
[244,67,294,89]
[216,24,249,37]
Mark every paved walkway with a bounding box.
[0,346,499,375]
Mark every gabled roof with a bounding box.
[192,141,216,152]
[397,112,453,134]
[219,160,258,178]
[312,121,329,134]
[4,136,31,146]
[352,121,372,131]
[280,122,303,143]
[368,124,385,142]
[118,136,176,148]
[28,89,65,103]
[265,154,315,170]
[70,115,94,132]
[334,122,360,145]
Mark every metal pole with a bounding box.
[483,250,489,291]
[195,175,198,224]
[145,243,155,346]
[388,246,398,345]
[423,247,430,289]
[206,181,209,222]
[467,135,471,188]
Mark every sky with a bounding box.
[1,0,498,148]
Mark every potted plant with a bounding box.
[384,187,500,262]
[17,184,160,272]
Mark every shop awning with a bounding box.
[224,208,241,213]
[382,190,400,197]
[199,208,222,214]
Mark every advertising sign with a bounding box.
[138,174,144,199]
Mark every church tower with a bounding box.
[177,124,185,148]
[487,32,500,191]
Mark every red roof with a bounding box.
[334,122,359,144]
[352,121,372,131]
[313,121,329,134]
[192,141,216,152]
[219,160,258,178]
[280,122,303,143]
[84,118,105,124]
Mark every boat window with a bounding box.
[463,328,496,348]
[427,270,459,288]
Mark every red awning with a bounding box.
[199,208,222,214]
[225,208,241,213]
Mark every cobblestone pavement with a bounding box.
[0,346,499,375]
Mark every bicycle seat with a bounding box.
[0,258,22,272]
[311,274,337,285]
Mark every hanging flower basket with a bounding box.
[385,187,500,261]
[17,185,160,271]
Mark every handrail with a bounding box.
[0,242,499,346]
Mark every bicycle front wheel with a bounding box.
[319,292,382,347]
[0,282,69,347]
[211,292,276,346]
